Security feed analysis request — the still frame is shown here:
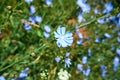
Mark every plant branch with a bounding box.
[78,14,111,28]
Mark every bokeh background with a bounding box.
[0,0,120,80]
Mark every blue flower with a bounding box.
[0,76,5,80]
[77,0,87,6]
[23,15,42,30]
[43,25,51,38]
[82,56,87,64]
[29,5,36,14]
[54,26,73,47]
[116,48,120,56]
[78,13,85,23]
[117,18,120,28]
[82,66,91,76]
[113,56,119,71]
[76,39,83,45]
[12,77,26,80]
[34,16,42,23]
[55,56,61,63]
[44,25,51,33]
[117,13,120,18]
[65,52,70,57]
[109,16,117,24]
[101,69,107,78]
[118,32,120,36]
[117,37,120,43]
[29,16,36,23]
[45,0,52,6]
[75,25,84,45]
[76,0,90,13]
[77,64,91,76]
[77,32,83,39]
[23,23,32,30]
[97,18,105,24]
[100,65,107,78]
[103,2,113,14]
[11,68,29,80]
[75,25,83,38]
[81,4,90,13]
[104,33,111,38]
[88,48,91,56]
[94,8,100,14]
[109,16,116,21]
[19,67,29,78]
[43,31,50,38]
[76,0,85,7]
[77,64,83,71]
[29,16,42,23]
[64,58,71,68]
[95,37,101,43]
[24,0,33,4]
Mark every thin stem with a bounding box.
[0,42,51,72]
[0,55,29,72]
[78,14,111,28]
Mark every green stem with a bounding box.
[0,42,50,72]
[78,14,111,28]
[0,55,29,72]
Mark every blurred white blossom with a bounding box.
[58,69,71,80]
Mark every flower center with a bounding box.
[60,35,65,40]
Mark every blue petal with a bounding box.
[117,37,120,43]
[29,5,36,14]
[64,39,73,46]
[54,32,60,38]
[56,40,62,47]
[44,25,51,33]
[65,52,70,57]
[55,56,61,63]
[60,27,66,35]
[45,0,52,6]
[57,39,68,47]
[65,32,72,37]
[43,32,50,38]
[77,64,83,71]
[116,48,120,56]
[82,56,87,64]
[25,0,33,3]
[56,26,62,35]
[35,15,42,23]
[113,56,119,71]
[24,23,32,30]
[60,40,68,47]
[19,68,29,78]
[0,76,5,80]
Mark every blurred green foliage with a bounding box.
[0,0,120,80]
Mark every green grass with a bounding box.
[0,0,120,80]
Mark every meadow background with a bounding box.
[0,0,120,80]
